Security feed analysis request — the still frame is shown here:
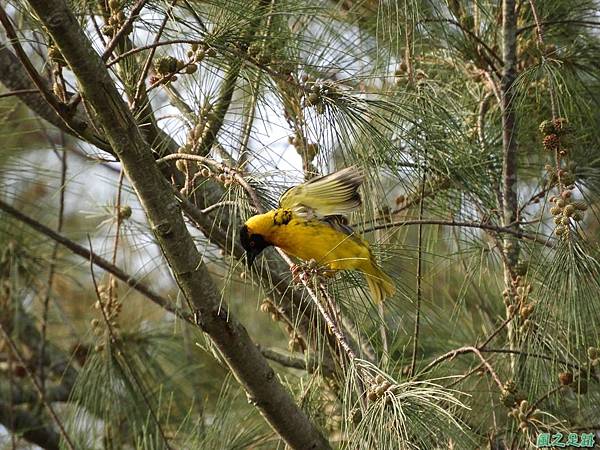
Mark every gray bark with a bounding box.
[25,1,331,448]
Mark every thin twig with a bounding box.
[200,200,257,215]
[517,20,600,35]
[88,5,108,47]
[527,0,556,119]
[361,218,553,247]
[518,184,552,215]
[420,18,504,69]
[106,39,203,67]
[131,0,177,110]
[7,331,16,450]
[0,88,40,99]
[102,0,148,62]
[234,0,275,166]
[180,0,208,33]
[298,274,356,362]
[481,348,584,373]
[108,170,125,303]
[238,74,261,169]
[403,0,414,82]
[0,7,68,122]
[528,0,545,47]
[501,0,520,375]
[477,91,494,153]
[0,199,189,322]
[372,210,388,366]
[526,384,563,418]
[409,159,427,377]
[419,346,503,389]
[483,70,502,105]
[259,346,334,376]
[39,143,67,398]
[157,153,264,208]
[447,362,486,388]
[0,324,77,450]
[478,308,518,349]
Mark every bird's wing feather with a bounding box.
[323,215,355,235]
[279,166,363,217]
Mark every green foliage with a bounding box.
[2,0,600,448]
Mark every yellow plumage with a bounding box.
[241,167,395,303]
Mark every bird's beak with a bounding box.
[246,249,257,267]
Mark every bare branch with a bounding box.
[0,88,39,98]
[259,346,334,376]
[361,218,554,247]
[101,0,148,62]
[0,198,190,322]
[409,161,427,378]
[418,346,503,390]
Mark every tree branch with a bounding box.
[418,346,503,389]
[501,0,520,375]
[361,218,553,247]
[501,0,519,261]
[101,0,148,62]
[0,44,109,151]
[0,88,39,99]
[0,198,190,322]
[259,346,335,376]
[409,161,427,377]
[26,2,331,448]
[0,7,68,121]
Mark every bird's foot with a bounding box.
[290,263,302,285]
[291,260,336,285]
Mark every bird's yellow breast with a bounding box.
[245,210,371,270]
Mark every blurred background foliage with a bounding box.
[1,0,600,448]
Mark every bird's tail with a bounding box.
[364,263,396,303]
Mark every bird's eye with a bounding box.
[249,241,255,247]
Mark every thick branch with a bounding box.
[26,2,331,448]
[0,7,68,120]
[0,45,109,151]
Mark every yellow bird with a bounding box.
[240,167,395,303]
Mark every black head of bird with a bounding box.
[240,224,270,267]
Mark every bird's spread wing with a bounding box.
[279,166,363,217]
